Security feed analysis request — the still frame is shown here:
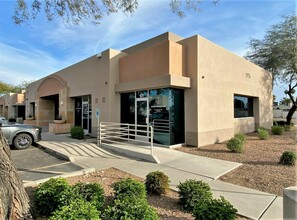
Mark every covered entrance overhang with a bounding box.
[115,74,190,93]
[33,76,71,126]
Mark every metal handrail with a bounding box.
[98,122,154,156]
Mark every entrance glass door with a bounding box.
[136,98,149,141]
[82,101,89,134]
[75,96,92,134]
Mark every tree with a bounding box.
[0,80,34,95]
[0,131,32,219]
[279,97,292,106]
[245,14,297,125]
[13,0,220,25]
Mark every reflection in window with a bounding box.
[234,95,253,118]
[136,90,147,98]
[121,88,184,146]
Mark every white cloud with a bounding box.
[0,42,73,85]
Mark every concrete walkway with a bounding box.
[38,132,282,220]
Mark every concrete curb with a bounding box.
[38,144,76,163]
[23,167,96,188]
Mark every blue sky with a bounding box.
[0,0,295,101]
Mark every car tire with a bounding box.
[14,133,32,150]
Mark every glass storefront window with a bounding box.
[121,88,184,146]
[136,90,147,98]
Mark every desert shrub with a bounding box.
[284,124,291,131]
[280,151,296,165]
[104,196,159,220]
[226,137,243,153]
[34,178,74,217]
[49,199,101,220]
[177,179,212,212]
[113,178,146,200]
[70,126,84,139]
[73,182,105,211]
[193,196,237,220]
[234,133,246,143]
[271,125,284,135]
[257,128,269,140]
[145,171,170,195]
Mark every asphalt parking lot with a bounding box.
[11,145,83,183]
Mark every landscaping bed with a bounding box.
[176,128,297,196]
[26,167,248,219]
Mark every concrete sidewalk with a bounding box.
[38,132,282,220]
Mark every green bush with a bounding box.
[226,137,244,153]
[280,151,296,165]
[145,171,170,195]
[271,125,284,135]
[104,196,159,220]
[70,126,84,139]
[193,196,237,220]
[257,128,269,140]
[284,124,291,131]
[34,178,74,217]
[49,199,101,220]
[73,182,105,211]
[113,178,146,200]
[177,179,212,212]
[234,133,246,143]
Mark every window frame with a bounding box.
[234,95,254,118]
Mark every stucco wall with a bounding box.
[119,40,185,83]
[177,36,199,146]
[25,49,125,136]
[196,35,273,146]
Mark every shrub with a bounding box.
[49,199,101,220]
[70,126,84,139]
[234,133,246,143]
[34,178,74,217]
[145,171,170,195]
[177,179,212,212]
[73,182,105,211]
[257,128,269,140]
[280,151,296,165]
[104,196,159,220]
[271,125,284,135]
[193,196,237,220]
[226,137,243,153]
[113,178,146,200]
[284,124,291,131]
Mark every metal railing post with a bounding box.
[99,122,102,145]
[128,124,130,141]
[150,125,154,156]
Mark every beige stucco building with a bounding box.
[0,90,26,121]
[24,32,273,147]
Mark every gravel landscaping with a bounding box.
[26,167,248,219]
[23,128,296,219]
[176,127,297,196]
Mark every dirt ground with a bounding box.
[176,128,297,196]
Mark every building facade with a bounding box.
[0,90,26,121]
[24,32,273,147]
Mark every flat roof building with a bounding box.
[24,32,273,147]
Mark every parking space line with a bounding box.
[18,161,71,173]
